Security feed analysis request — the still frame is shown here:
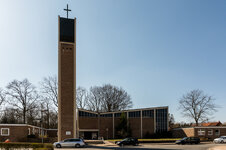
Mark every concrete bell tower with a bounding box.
[58,5,77,141]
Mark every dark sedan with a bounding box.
[175,137,200,145]
[115,138,139,146]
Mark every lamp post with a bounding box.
[106,128,109,140]
[40,119,44,143]
[38,108,48,143]
[34,118,44,143]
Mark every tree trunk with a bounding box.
[23,109,26,124]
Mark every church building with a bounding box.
[78,106,168,139]
[57,5,168,141]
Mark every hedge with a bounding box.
[0,142,53,150]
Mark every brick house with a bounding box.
[0,124,47,142]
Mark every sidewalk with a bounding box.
[87,140,117,147]
[209,145,226,150]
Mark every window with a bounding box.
[208,130,213,135]
[215,129,220,136]
[1,128,9,136]
[142,110,154,118]
[198,129,205,136]
[129,111,141,118]
[28,128,31,135]
[156,108,168,133]
[114,113,122,118]
[64,139,70,142]
[79,111,97,117]
[100,113,113,118]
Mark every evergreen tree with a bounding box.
[115,112,132,138]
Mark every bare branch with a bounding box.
[179,89,218,125]
[5,79,39,124]
[40,76,58,108]
[0,88,5,107]
[87,84,132,112]
[76,87,88,109]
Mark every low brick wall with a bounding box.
[172,128,194,138]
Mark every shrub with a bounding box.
[0,142,53,150]
[27,134,36,138]
[144,131,172,139]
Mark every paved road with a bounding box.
[55,143,226,150]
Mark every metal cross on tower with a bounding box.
[64,4,71,19]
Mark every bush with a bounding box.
[27,134,36,138]
[144,131,172,139]
[0,142,53,150]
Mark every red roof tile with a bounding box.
[191,121,222,127]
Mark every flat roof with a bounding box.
[78,106,168,114]
[0,124,45,129]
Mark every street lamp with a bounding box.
[106,128,109,140]
[40,109,48,143]
[35,109,48,143]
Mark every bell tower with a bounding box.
[58,5,76,141]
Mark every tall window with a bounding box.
[215,129,220,136]
[114,113,122,118]
[156,108,168,132]
[1,128,10,136]
[142,110,154,118]
[129,111,140,118]
[28,128,31,135]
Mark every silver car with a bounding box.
[53,138,85,148]
[213,136,226,143]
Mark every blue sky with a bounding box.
[0,0,226,123]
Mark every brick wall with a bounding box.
[194,128,226,139]
[58,42,76,140]
[0,126,29,142]
[129,118,141,138]
[47,129,58,138]
[79,118,98,129]
[99,118,113,139]
[172,128,194,138]
[142,118,154,137]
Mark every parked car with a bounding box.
[175,137,200,145]
[213,136,226,143]
[53,138,85,148]
[115,138,139,146]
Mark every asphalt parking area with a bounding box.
[55,142,226,150]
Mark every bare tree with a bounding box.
[101,84,132,112]
[76,87,88,109]
[49,111,58,129]
[5,79,39,124]
[39,98,53,129]
[0,107,22,124]
[0,88,5,107]
[40,76,58,108]
[87,86,103,112]
[179,89,217,126]
[27,106,40,126]
[87,84,132,112]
